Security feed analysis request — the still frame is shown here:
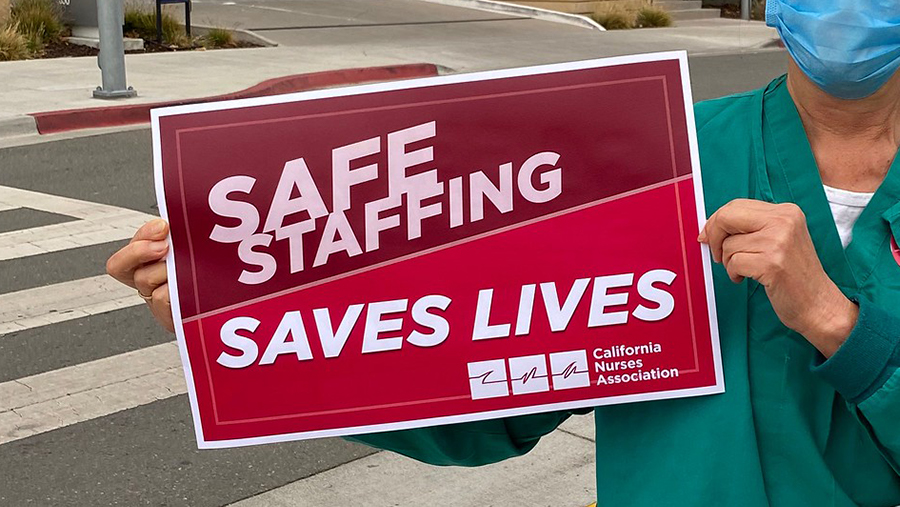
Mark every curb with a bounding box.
[192,24,281,48]
[419,0,605,31]
[28,63,439,135]
[755,38,784,50]
[0,115,39,139]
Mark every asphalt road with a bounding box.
[0,42,787,507]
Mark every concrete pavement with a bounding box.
[0,0,779,139]
[230,414,597,507]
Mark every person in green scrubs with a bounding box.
[107,2,900,505]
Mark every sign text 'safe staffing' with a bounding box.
[207,120,563,284]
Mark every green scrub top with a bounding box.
[349,76,900,507]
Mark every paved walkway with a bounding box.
[230,414,598,507]
[0,0,779,138]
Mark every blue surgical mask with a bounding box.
[766,0,900,100]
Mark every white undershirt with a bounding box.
[822,185,875,249]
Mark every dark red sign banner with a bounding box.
[153,52,723,448]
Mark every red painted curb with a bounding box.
[30,63,439,135]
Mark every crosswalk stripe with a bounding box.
[0,218,139,261]
[0,185,146,220]
[0,185,185,446]
[0,185,154,261]
[0,275,144,336]
[0,341,185,445]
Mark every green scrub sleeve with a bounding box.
[345,410,580,467]
[811,298,900,405]
[812,298,900,473]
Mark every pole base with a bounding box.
[92,86,138,100]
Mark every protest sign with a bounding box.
[153,51,723,448]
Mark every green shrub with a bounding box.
[592,9,633,30]
[10,0,63,50]
[201,27,234,48]
[23,24,41,53]
[0,23,29,60]
[124,3,189,46]
[635,6,672,28]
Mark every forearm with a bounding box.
[346,411,577,467]
[812,298,900,404]
[812,299,900,471]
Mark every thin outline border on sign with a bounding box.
[182,79,702,424]
[151,50,723,449]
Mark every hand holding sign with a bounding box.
[107,219,175,332]
[699,198,857,357]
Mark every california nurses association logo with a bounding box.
[892,236,900,267]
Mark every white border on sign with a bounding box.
[678,53,724,393]
[151,50,724,450]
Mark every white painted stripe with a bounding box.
[228,414,596,507]
[0,203,18,212]
[0,215,145,261]
[0,275,144,336]
[0,342,185,444]
[0,185,146,220]
[0,185,155,261]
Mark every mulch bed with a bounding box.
[32,38,260,59]
[720,4,766,20]
[40,40,99,58]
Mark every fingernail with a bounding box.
[150,240,168,253]
[151,219,166,234]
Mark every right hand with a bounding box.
[106,219,175,333]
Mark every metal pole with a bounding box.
[741,0,751,20]
[156,0,163,43]
[93,0,137,99]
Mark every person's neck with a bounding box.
[786,61,900,192]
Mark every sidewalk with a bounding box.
[229,414,598,506]
[0,0,779,138]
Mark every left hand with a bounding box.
[106,219,175,333]
[699,199,857,357]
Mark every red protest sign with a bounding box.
[153,52,723,448]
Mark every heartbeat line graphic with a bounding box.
[468,351,590,400]
[471,370,508,385]
[513,367,549,384]
[560,362,589,379]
